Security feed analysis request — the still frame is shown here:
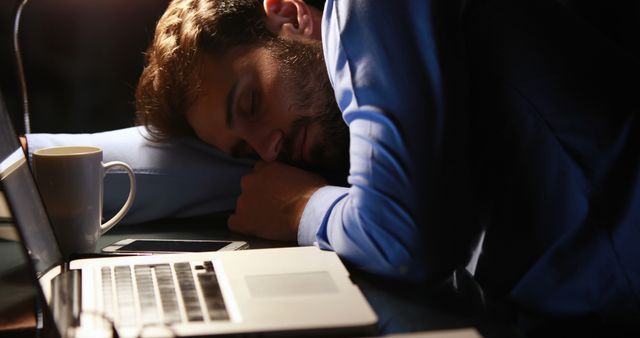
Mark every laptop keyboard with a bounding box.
[100,261,229,327]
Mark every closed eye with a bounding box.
[250,89,259,117]
[236,88,257,121]
[251,90,257,116]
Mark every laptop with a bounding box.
[0,91,377,338]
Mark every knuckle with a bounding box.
[239,175,252,190]
[227,214,238,229]
[254,160,265,170]
[234,196,246,213]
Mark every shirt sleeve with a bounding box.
[26,127,253,224]
[299,111,425,280]
[300,0,477,282]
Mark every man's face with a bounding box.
[186,40,349,184]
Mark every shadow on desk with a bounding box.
[349,266,523,338]
[0,238,37,337]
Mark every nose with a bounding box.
[245,129,284,162]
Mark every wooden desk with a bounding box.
[0,216,519,338]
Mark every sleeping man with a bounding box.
[27,0,446,281]
[20,0,640,332]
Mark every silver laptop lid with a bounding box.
[0,90,64,278]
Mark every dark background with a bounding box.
[0,0,170,135]
[0,0,637,136]
[0,0,327,136]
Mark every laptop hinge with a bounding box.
[51,267,81,338]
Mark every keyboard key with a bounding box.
[197,265,229,321]
[154,264,181,324]
[114,266,136,327]
[100,267,114,320]
[174,263,204,322]
[134,266,160,324]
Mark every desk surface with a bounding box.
[0,216,520,338]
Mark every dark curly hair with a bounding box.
[135,0,276,141]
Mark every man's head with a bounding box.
[135,0,349,184]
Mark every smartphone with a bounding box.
[102,238,248,254]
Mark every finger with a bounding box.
[227,214,245,232]
[227,213,238,230]
[253,160,267,171]
[240,170,264,191]
[233,193,250,214]
[239,174,251,192]
[228,213,252,235]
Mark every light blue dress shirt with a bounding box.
[26,127,253,224]
[304,0,475,282]
[297,1,429,280]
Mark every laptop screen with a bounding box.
[0,91,64,277]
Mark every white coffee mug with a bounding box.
[32,146,136,257]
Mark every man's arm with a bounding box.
[230,1,478,282]
[310,0,478,281]
[308,0,478,281]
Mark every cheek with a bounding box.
[186,112,211,143]
[190,119,235,153]
[258,69,308,124]
[254,95,297,131]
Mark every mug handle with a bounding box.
[100,161,136,234]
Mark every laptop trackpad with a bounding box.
[246,271,339,298]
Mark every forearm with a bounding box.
[298,116,425,281]
[310,0,479,282]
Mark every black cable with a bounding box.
[13,0,31,134]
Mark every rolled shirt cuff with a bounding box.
[297,185,349,246]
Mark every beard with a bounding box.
[266,38,350,186]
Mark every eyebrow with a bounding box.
[225,81,240,128]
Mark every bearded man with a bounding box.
[23,0,640,335]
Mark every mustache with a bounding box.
[277,115,313,168]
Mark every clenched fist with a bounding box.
[228,161,327,241]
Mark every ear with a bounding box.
[263,0,322,41]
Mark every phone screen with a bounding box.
[118,240,232,253]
